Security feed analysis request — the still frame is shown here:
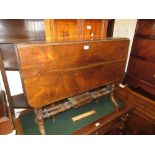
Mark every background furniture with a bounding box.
[122,19,155,134]
[0,19,45,118]
[45,19,108,41]
[125,19,155,96]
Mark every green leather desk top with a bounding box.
[19,96,125,135]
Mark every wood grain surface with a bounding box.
[16,39,129,108]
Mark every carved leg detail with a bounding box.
[34,108,46,135]
[110,84,119,111]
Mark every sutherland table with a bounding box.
[15,38,129,134]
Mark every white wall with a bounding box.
[0,19,138,97]
[113,19,137,70]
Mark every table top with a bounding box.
[16,38,129,108]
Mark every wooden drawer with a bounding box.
[131,37,155,62]
[128,56,155,85]
[92,112,131,135]
[136,20,155,37]
[105,122,128,135]
[91,117,121,135]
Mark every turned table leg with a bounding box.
[110,84,119,111]
[34,108,46,135]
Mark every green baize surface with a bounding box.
[19,96,125,135]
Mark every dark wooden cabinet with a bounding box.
[125,19,155,96]
[123,19,155,135]
[131,37,155,61]
[0,19,45,42]
[127,57,155,85]
[136,20,155,37]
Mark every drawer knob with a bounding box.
[121,116,127,121]
[119,123,125,130]
[153,73,155,78]
[126,113,129,117]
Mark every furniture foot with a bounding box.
[110,84,119,111]
[34,108,46,135]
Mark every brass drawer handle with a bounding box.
[153,73,155,78]
[121,116,127,121]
